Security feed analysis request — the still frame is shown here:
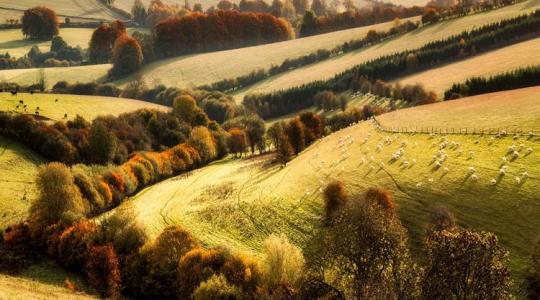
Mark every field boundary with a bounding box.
[372,116,539,136]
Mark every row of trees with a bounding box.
[243,8,540,119]
[444,65,540,99]
[154,10,293,58]
[205,20,419,93]
[300,4,424,37]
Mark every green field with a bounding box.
[104,87,540,282]
[0,92,169,121]
[232,0,540,100]
[0,28,146,58]
[393,37,540,96]
[0,0,128,24]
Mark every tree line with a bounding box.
[153,10,293,58]
[243,8,540,119]
[299,4,423,37]
[444,65,540,99]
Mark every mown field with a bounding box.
[0,16,420,88]
[106,87,540,282]
[0,92,169,121]
[232,0,540,100]
[393,37,540,95]
[0,28,146,58]
[0,0,128,23]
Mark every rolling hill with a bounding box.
[232,0,540,100]
[393,37,540,96]
[0,0,128,23]
[107,86,540,281]
[0,92,170,121]
[0,16,420,88]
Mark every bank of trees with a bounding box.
[444,65,540,99]
[154,10,293,58]
[300,4,423,37]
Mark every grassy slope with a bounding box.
[232,0,540,100]
[0,136,42,229]
[0,28,145,58]
[393,37,540,96]
[0,92,169,121]
[0,16,419,88]
[111,87,540,281]
[0,261,99,300]
[0,0,128,22]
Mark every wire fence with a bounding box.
[372,117,539,137]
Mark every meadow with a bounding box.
[0,92,169,121]
[393,37,540,96]
[108,87,540,281]
[232,0,540,100]
[0,136,42,229]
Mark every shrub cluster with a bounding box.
[0,36,84,71]
[444,65,540,99]
[244,8,540,119]
[0,94,226,165]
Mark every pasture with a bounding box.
[109,87,540,280]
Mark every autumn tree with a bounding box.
[88,21,126,64]
[300,10,318,37]
[173,94,199,124]
[86,244,121,299]
[323,181,347,220]
[286,118,306,155]
[244,115,266,155]
[299,111,323,144]
[422,229,511,299]
[324,187,421,298]
[88,121,117,164]
[189,126,217,162]
[29,163,88,235]
[277,133,294,166]
[132,0,147,25]
[110,34,143,77]
[267,121,285,149]
[228,128,247,157]
[21,6,59,40]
